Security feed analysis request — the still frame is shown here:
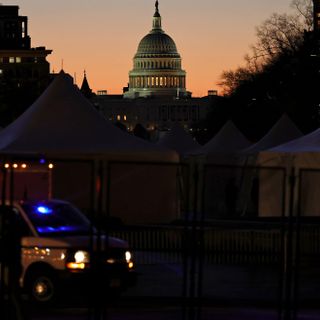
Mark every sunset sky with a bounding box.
[7,0,294,96]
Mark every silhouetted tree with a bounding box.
[216,0,319,140]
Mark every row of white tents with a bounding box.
[1,70,319,221]
[157,104,320,218]
[157,113,303,157]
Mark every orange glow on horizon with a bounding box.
[13,0,294,97]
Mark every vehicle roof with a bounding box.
[1,198,72,206]
[19,199,71,206]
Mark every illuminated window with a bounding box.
[117,115,121,121]
[0,69,3,75]
[9,57,15,63]
[124,115,127,121]
[16,57,21,63]
[160,77,163,86]
[151,77,154,86]
[155,77,159,86]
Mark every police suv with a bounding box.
[0,199,135,303]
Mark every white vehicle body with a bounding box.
[1,199,135,303]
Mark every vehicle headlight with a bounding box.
[125,251,134,269]
[66,250,90,270]
[74,250,90,263]
[125,251,132,263]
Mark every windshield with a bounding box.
[21,202,93,236]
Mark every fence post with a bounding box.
[280,167,296,320]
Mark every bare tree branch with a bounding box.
[218,0,313,94]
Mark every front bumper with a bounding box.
[57,264,137,291]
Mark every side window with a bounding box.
[12,208,33,237]
[0,206,32,238]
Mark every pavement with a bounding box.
[26,303,320,320]
[25,261,320,320]
[4,256,320,319]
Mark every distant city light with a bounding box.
[48,163,54,169]
[40,158,46,164]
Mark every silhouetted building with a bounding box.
[94,94,213,132]
[80,70,94,99]
[0,5,52,126]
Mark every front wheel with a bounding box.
[26,272,57,304]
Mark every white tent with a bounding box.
[0,71,181,224]
[236,114,303,217]
[194,120,251,156]
[157,123,200,156]
[186,121,251,218]
[256,126,320,217]
[242,114,303,154]
[0,71,178,161]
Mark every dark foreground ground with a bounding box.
[26,299,320,320]
[18,261,320,320]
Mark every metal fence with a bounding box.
[110,222,320,265]
[1,159,320,319]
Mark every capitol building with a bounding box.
[124,1,187,99]
[91,1,216,133]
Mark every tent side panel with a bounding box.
[108,164,179,224]
[52,162,92,212]
[259,169,284,217]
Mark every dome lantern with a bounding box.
[152,0,162,31]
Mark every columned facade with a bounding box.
[124,1,187,99]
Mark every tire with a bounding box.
[26,271,57,304]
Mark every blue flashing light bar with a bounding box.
[36,206,53,215]
[37,226,76,233]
